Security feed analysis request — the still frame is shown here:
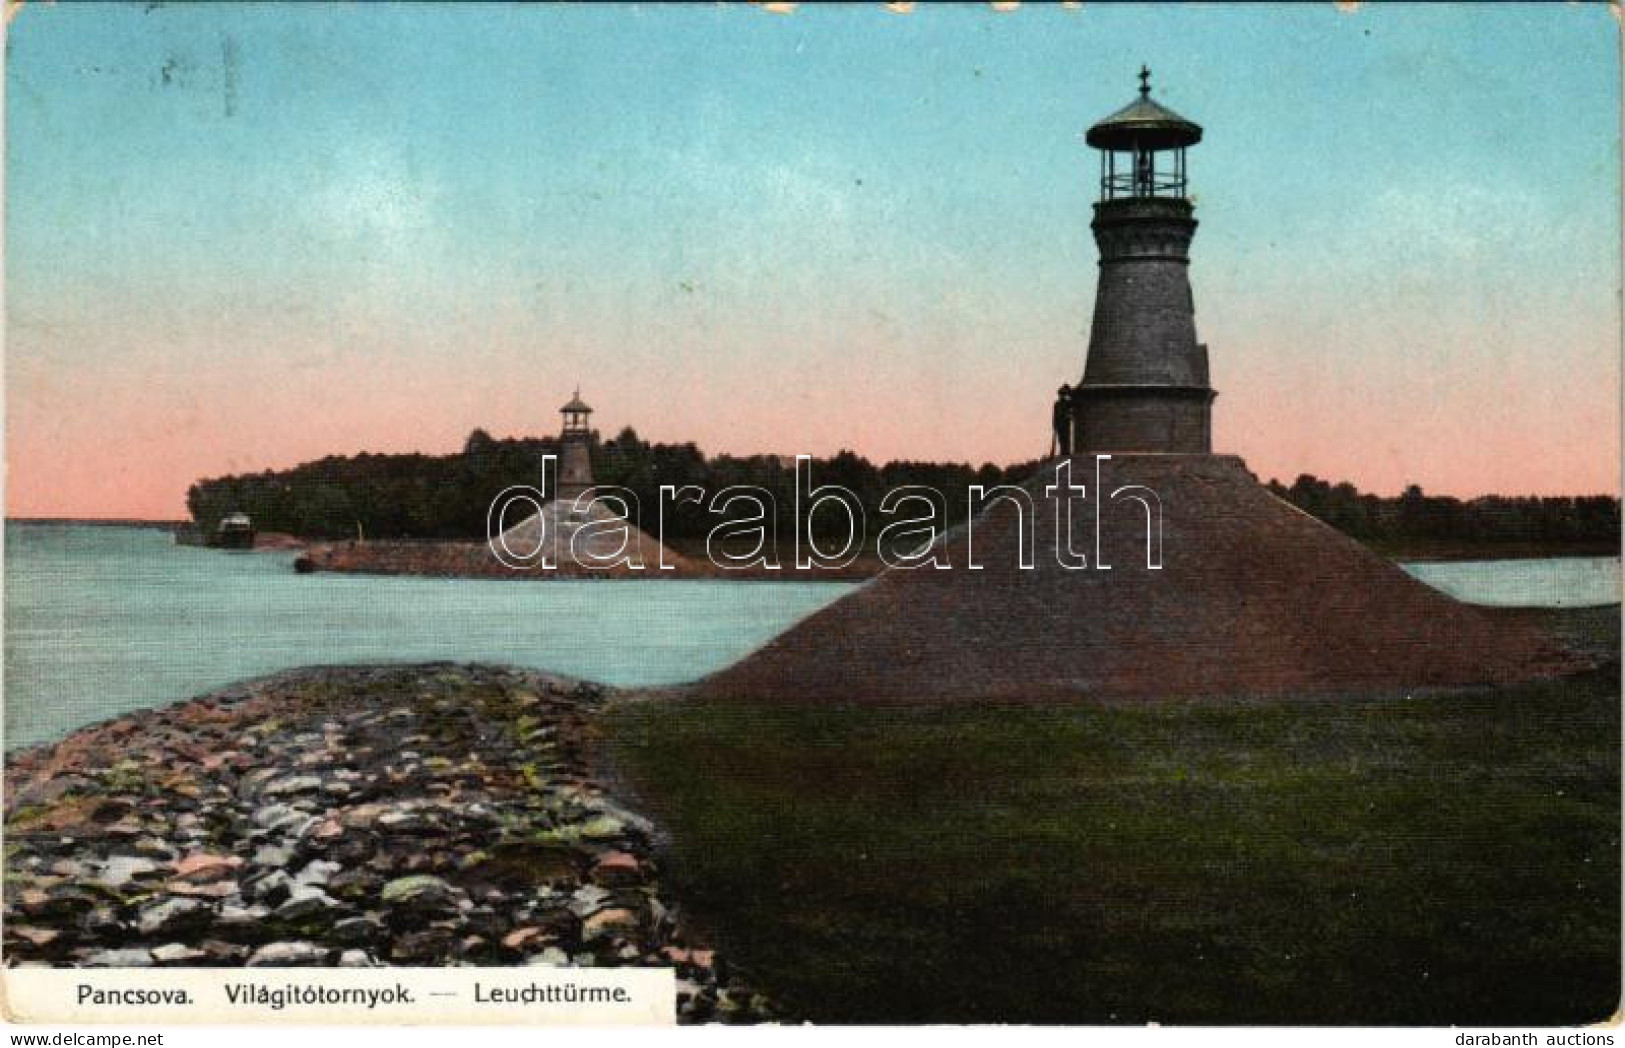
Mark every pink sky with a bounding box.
[6,4,1618,520]
[7,297,1617,521]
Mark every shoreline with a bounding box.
[2,663,769,1022]
[10,519,1613,579]
[291,537,1620,583]
[292,539,878,581]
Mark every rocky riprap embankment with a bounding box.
[3,665,768,1023]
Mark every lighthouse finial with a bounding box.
[1139,64,1151,97]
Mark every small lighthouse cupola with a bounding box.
[1070,67,1216,455]
[560,389,593,438]
[556,388,595,502]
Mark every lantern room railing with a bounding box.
[1099,146,1188,201]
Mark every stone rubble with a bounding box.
[4,664,770,1023]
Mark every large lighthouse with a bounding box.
[698,67,1576,707]
[1070,67,1215,455]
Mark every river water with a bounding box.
[3,524,850,750]
[4,523,1618,750]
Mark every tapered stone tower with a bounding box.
[1071,67,1215,454]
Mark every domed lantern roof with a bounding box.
[1086,66,1202,151]
[560,389,593,415]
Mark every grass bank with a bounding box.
[605,613,1620,1024]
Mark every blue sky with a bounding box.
[6,2,1619,516]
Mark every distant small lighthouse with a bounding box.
[557,388,594,501]
[1071,67,1215,454]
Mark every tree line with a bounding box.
[1263,474,1619,548]
[186,428,1044,544]
[186,429,1620,549]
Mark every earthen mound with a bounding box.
[695,455,1583,702]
